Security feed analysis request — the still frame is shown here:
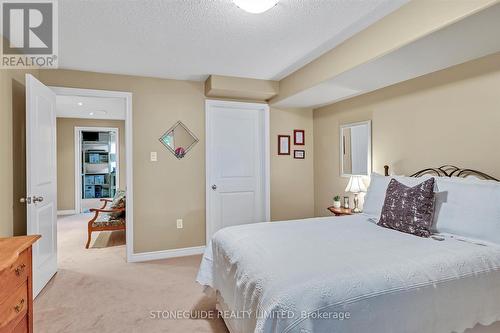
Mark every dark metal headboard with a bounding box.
[383,165,499,181]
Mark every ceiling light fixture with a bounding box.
[233,0,279,14]
[77,102,83,106]
[88,110,107,117]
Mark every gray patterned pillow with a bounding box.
[109,189,126,219]
[378,178,435,237]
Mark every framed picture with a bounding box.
[278,135,290,155]
[294,129,305,145]
[294,150,305,159]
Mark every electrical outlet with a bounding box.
[150,152,157,162]
[176,219,183,229]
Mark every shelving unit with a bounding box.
[81,131,117,200]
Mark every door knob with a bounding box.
[211,184,217,190]
[33,196,44,203]
[19,197,32,204]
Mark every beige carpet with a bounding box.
[34,214,228,333]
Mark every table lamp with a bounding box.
[345,176,367,213]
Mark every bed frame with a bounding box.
[384,164,499,181]
[216,165,500,333]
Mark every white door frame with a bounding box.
[205,99,270,244]
[74,126,120,214]
[50,86,134,262]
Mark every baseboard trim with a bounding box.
[127,245,205,263]
[57,210,76,216]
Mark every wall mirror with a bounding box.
[159,121,199,159]
[340,120,371,177]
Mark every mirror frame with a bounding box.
[339,120,372,177]
[159,121,199,159]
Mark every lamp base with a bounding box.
[352,193,362,213]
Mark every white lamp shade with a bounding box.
[345,175,367,193]
[233,0,279,13]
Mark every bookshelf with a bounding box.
[81,131,117,200]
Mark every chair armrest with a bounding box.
[99,198,113,209]
[90,207,125,213]
[88,207,125,227]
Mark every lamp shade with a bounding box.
[345,175,367,193]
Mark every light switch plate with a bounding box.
[150,152,157,162]
[176,219,183,229]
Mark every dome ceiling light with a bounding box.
[233,0,279,14]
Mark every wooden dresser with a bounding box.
[0,235,40,333]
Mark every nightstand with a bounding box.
[327,206,353,216]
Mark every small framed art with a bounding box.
[294,129,305,145]
[294,150,305,159]
[278,135,290,155]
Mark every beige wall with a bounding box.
[313,52,500,216]
[56,118,126,211]
[270,108,314,221]
[40,69,315,253]
[206,75,279,101]
[0,69,39,237]
[40,70,206,252]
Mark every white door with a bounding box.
[25,74,57,297]
[206,100,270,242]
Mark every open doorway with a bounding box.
[25,75,134,297]
[75,127,121,214]
[54,90,130,252]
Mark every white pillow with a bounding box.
[362,173,390,217]
[433,178,500,244]
[362,173,433,217]
[450,175,499,185]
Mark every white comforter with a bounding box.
[196,215,500,333]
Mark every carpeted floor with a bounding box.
[34,214,228,333]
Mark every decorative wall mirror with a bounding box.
[340,120,371,177]
[159,121,199,159]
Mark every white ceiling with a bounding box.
[273,3,500,108]
[56,95,126,120]
[58,0,408,81]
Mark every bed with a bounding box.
[196,166,500,333]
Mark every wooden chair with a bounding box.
[86,198,126,249]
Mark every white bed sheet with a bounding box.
[196,215,500,333]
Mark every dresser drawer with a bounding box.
[0,249,29,303]
[0,314,27,333]
[12,315,28,333]
[0,282,28,331]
